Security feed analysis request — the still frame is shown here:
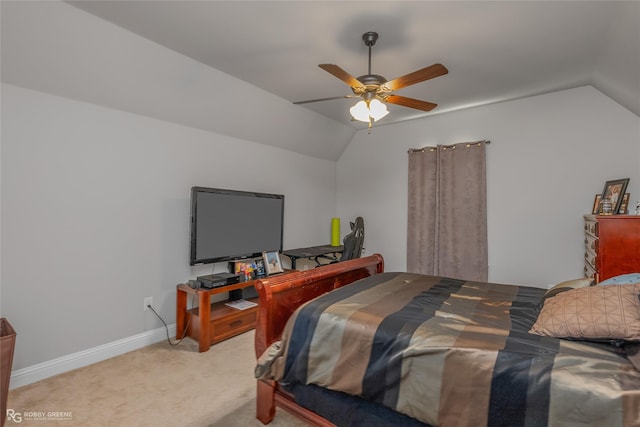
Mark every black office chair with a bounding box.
[341,217,364,261]
[315,217,365,266]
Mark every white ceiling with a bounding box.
[2,1,638,161]
[66,0,640,130]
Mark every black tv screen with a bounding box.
[189,187,284,266]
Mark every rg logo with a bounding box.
[6,409,22,423]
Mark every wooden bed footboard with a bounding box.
[254,254,384,424]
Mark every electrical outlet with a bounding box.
[144,297,153,311]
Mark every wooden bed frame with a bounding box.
[254,254,385,425]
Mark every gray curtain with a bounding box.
[407,141,488,281]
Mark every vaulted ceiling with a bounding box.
[3,1,639,160]
[66,1,640,123]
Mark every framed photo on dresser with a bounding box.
[619,193,630,214]
[592,194,602,214]
[601,178,629,214]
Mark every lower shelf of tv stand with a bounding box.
[186,298,258,346]
[176,280,262,352]
[177,271,295,352]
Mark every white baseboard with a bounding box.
[9,324,176,390]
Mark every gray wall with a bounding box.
[337,86,640,286]
[1,0,343,378]
[1,83,337,371]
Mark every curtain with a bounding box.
[407,141,488,281]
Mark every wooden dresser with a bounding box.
[584,214,640,283]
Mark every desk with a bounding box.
[282,244,343,269]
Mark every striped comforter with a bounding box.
[256,272,640,426]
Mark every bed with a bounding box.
[254,254,640,426]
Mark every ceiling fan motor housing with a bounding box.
[357,74,386,86]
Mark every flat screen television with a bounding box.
[189,187,284,266]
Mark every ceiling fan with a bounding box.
[295,31,448,130]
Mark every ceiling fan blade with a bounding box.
[383,63,448,91]
[385,95,437,112]
[294,95,355,105]
[319,64,365,88]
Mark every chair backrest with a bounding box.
[341,217,365,261]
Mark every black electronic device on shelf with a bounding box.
[197,273,240,289]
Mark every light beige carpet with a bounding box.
[6,331,309,426]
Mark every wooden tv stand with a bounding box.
[176,273,293,352]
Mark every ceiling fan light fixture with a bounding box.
[369,99,389,121]
[350,99,389,123]
[350,100,371,122]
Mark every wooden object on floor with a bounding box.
[584,215,640,283]
[254,254,384,425]
[177,274,280,352]
[1,318,17,427]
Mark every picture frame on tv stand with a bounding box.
[263,251,283,275]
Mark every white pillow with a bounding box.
[599,273,640,286]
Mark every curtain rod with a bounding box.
[408,140,491,153]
